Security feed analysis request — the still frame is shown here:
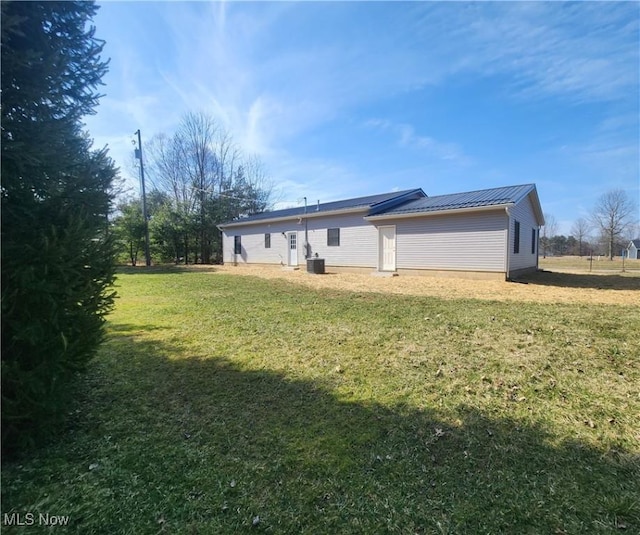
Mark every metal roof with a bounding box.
[220,188,424,226]
[219,183,544,228]
[376,184,538,216]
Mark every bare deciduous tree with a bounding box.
[570,217,591,257]
[179,112,220,263]
[145,132,198,263]
[146,132,196,210]
[591,189,637,260]
[143,112,274,264]
[540,212,557,258]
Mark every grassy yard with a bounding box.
[3,268,639,534]
[540,255,640,273]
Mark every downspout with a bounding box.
[536,226,540,271]
[304,197,308,259]
[505,206,511,281]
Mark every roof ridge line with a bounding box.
[426,183,535,199]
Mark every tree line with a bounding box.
[112,112,274,266]
[115,173,639,265]
[541,189,638,259]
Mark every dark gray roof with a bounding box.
[631,239,640,248]
[220,183,544,228]
[221,188,424,225]
[376,184,538,216]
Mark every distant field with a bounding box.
[540,255,640,273]
[2,268,639,533]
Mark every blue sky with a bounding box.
[84,1,639,235]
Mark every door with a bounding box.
[379,226,396,271]
[288,232,298,266]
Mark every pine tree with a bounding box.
[1,1,117,455]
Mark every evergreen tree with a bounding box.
[112,198,146,266]
[1,1,117,455]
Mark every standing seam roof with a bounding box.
[221,188,423,224]
[376,184,536,215]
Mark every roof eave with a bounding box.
[365,203,514,221]
[218,206,370,229]
[527,187,545,226]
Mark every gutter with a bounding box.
[505,206,511,281]
[365,203,513,222]
[218,206,370,230]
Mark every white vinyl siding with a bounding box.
[222,213,378,267]
[222,220,299,265]
[306,213,377,267]
[386,210,508,272]
[508,195,540,273]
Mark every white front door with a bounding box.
[288,232,298,266]
[379,226,396,271]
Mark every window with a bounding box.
[513,220,520,254]
[234,235,241,255]
[327,228,340,246]
[265,233,271,248]
[531,228,536,254]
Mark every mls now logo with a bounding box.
[3,512,70,527]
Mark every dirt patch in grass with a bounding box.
[210,265,639,306]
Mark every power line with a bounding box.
[189,186,261,203]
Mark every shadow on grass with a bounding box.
[2,328,638,534]
[517,269,640,290]
[116,265,219,275]
[106,322,170,334]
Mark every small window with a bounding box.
[234,235,241,255]
[513,221,520,254]
[265,233,271,248]
[531,228,536,254]
[327,228,340,246]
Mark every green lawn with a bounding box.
[3,269,639,534]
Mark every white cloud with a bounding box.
[432,2,639,103]
[365,119,471,165]
[84,0,638,227]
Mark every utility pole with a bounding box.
[134,129,151,267]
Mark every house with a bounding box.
[218,183,545,280]
[627,239,640,259]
